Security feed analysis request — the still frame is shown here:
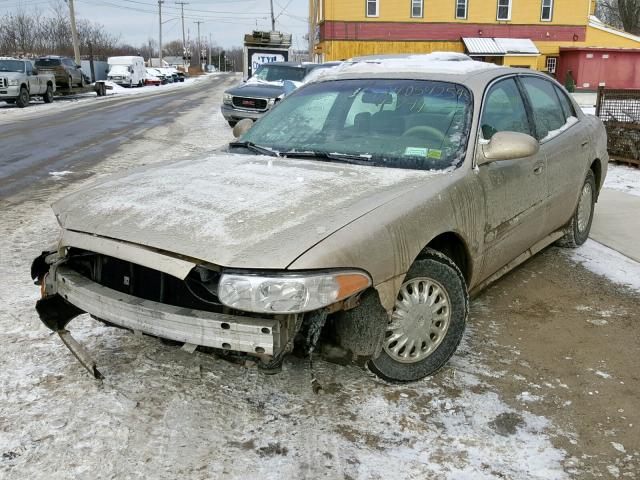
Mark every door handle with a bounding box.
[533,163,544,175]
[581,139,590,148]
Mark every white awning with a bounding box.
[462,37,540,56]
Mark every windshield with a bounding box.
[35,59,61,67]
[109,65,129,74]
[239,79,473,171]
[253,64,306,82]
[0,60,25,73]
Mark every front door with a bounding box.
[476,76,548,279]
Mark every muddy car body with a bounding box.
[33,54,608,381]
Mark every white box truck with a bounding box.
[107,56,145,87]
[243,31,292,79]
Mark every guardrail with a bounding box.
[595,86,640,166]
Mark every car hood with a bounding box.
[225,83,285,99]
[53,153,445,270]
[1,71,26,79]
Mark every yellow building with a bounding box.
[309,0,640,83]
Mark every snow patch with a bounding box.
[570,239,640,293]
[49,170,73,177]
[604,164,640,198]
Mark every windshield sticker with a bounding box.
[404,147,429,157]
[427,149,443,159]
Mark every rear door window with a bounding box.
[554,85,577,121]
[480,77,532,140]
[521,76,571,140]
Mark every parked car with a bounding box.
[221,62,338,127]
[146,68,168,84]
[31,54,608,382]
[107,56,145,87]
[144,73,161,86]
[175,70,186,82]
[0,57,56,107]
[35,56,84,88]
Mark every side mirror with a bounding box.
[479,131,539,164]
[233,118,254,138]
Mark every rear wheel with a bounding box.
[369,249,468,382]
[42,84,53,103]
[16,87,29,108]
[556,170,596,248]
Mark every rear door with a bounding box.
[519,75,587,234]
[477,76,548,279]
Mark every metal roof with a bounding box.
[462,37,540,56]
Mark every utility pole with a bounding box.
[208,33,212,68]
[67,0,81,64]
[194,20,204,70]
[175,2,188,52]
[158,0,164,63]
[269,0,275,31]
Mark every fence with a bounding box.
[595,86,640,166]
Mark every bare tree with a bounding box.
[596,0,640,35]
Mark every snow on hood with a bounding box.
[53,153,445,269]
[245,77,284,87]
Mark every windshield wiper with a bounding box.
[282,150,373,165]
[229,141,279,157]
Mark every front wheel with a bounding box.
[16,87,30,108]
[556,170,596,248]
[42,85,53,103]
[369,249,468,382]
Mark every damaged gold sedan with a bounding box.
[32,54,608,382]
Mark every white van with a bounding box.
[107,56,145,87]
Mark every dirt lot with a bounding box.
[1,77,638,479]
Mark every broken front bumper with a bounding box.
[38,266,280,356]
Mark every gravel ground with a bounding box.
[1,77,639,479]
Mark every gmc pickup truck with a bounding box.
[0,57,56,108]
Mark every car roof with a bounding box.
[259,61,310,68]
[306,52,538,87]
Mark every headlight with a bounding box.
[218,271,372,314]
[223,93,233,105]
[8,79,19,86]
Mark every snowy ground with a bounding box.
[1,77,639,479]
[0,73,217,120]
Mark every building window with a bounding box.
[411,0,423,17]
[366,0,379,17]
[455,0,468,18]
[546,56,557,73]
[541,0,553,21]
[497,0,511,20]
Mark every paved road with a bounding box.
[0,74,235,199]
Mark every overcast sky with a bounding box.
[0,0,309,49]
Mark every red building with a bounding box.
[558,47,640,90]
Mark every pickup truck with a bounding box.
[0,57,56,108]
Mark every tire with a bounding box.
[68,76,73,88]
[42,84,53,103]
[79,76,85,88]
[228,120,238,127]
[16,87,29,108]
[556,169,596,248]
[368,249,468,382]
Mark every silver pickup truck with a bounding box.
[0,57,56,107]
